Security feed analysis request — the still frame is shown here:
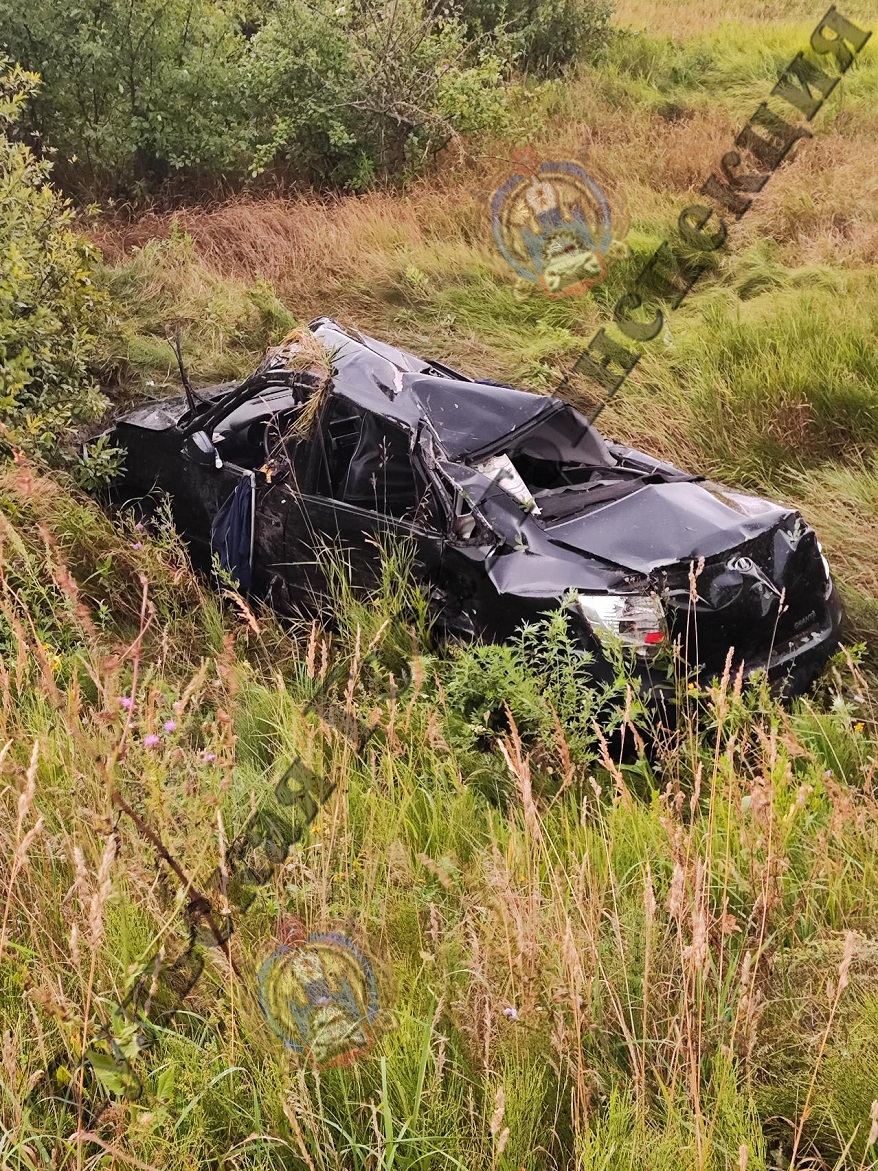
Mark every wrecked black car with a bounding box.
[105,318,843,699]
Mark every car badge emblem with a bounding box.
[730,556,755,573]
[257,917,380,1068]
[490,147,617,299]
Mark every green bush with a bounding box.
[443,603,642,762]
[0,0,524,195]
[0,0,247,195]
[0,61,110,464]
[450,0,613,75]
[247,0,515,188]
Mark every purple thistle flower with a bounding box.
[203,751,216,763]
[143,734,160,748]
[163,720,177,734]
[119,696,133,710]
[132,542,143,551]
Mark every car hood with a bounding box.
[443,456,793,581]
[542,480,794,575]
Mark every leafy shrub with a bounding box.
[450,0,613,75]
[244,0,517,188]
[0,0,247,195]
[1,0,521,196]
[444,640,551,743]
[444,604,642,762]
[0,61,111,466]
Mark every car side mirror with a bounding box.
[184,429,223,469]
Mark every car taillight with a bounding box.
[575,593,668,659]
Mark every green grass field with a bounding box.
[3,0,878,1167]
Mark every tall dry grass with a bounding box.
[1,465,878,1168]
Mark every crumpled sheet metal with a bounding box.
[545,481,794,575]
[312,319,613,466]
[664,516,814,617]
[182,317,813,596]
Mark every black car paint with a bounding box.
[106,318,843,695]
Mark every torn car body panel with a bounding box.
[104,317,843,698]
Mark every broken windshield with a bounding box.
[459,403,620,522]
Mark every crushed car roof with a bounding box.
[309,318,609,464]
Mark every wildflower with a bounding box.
[855,722,865,733]
[143,734,160,748]
[203,751,216,763]
[132,542,142,551]
[163,720,177,733]
[502,1005,518,1021]
[119,696,133,710]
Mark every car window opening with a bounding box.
[319,403,438,526]
[473,439,639,525]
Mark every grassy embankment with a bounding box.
[4,1,878,1167]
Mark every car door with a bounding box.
[247,421,321,612]
[166,411,310,605]
[168,444,252,567]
